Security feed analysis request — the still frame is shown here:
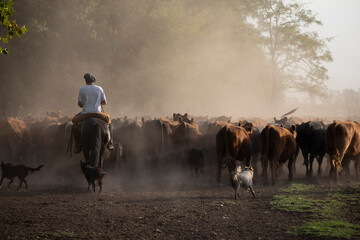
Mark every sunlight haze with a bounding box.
[311,0,360,91]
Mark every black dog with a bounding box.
[80,161,106,193]
[0,161,44,190]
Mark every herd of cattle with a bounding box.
[0,111,359,187]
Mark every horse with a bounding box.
[81,118,111,169]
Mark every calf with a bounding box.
[80,161,106,193]
[231,166,255,199]
[188,148,204,178]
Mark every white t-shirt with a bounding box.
[78,84,106,114]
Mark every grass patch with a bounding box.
[289,220,358,239]
[271,194,344,218]
[271,183,360,239]
[279,183,315,193]
[328,188,360,206]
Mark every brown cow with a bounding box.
[216,123,253,183]
[260,124,297,185]
[0,118,32,164]
[325,120,360,181]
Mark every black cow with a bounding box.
[296,121,327,177]
[250,126,261,175]
[188,148,204,178]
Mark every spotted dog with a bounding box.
[231,166,255,199]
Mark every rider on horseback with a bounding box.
[72,73,114,153]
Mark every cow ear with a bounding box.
[238,121,242,127]
[291,124,296,131]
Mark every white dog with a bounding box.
[231,166,255,199]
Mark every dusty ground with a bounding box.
[0,160,359,240]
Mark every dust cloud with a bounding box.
[1,1,357,190]
[0,0,328,120]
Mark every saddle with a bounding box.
[72,112,111,125]
[70,112,113,154]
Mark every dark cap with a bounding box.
[84,73,96,83]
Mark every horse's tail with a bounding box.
[90,121,102,168]
[66,124,74,157]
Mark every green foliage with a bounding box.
[0,0,28,55]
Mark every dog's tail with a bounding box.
[29,165,44,172]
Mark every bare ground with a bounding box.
[0,160,359,240]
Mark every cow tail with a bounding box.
[304,124,310,165]
[90,122,101,168]
[160,119,164,156]
[224,127,230,169]
[263,125,270,156]
[334,122,344,161]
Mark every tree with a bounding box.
[0,0,27,54]
[251,0,332,107]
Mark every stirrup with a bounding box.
[107,143,114,150]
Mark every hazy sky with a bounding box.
[310,0,360,91]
